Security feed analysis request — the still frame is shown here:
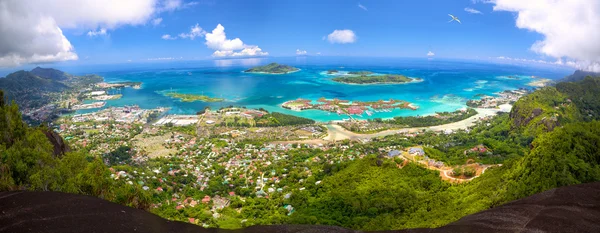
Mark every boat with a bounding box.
[366,110,373,116]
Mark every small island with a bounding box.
[333,74,421,84]
[97,82,142,89]
[245,63,300,74]
[282,97,418,117]
[165,93,224,102]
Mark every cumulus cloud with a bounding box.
[152,17,163,26]
[161,34,176,40]
[0,0,165,67]
[493,0,600,72]
[87,28,107,37]
[178,24,206,40]
[326,29,357,44]
[205,24,268,57]
[358,3,368,11]
[464,7,483,14]
[427,51,435,56]
[296,49,307,55]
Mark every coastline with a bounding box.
[333,77,424,85]
[243,68,301,75]
[323,107,504,141]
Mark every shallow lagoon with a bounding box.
[67,57,572,122]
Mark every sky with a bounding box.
[0,0,599,71]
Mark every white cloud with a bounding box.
[493,0,600,72]
[87,28,107,37]
[0,0,165,67]
[205,24,268,57]
[161,34,176,40]
[326,29,357,44]
[158,0,198,12]
[231,46,268,57]
[152,17,163,26]
[296,49,307,55]
[316,52,321,55]
[178,23,206,40]
[427,51,435,56]
[464,7,483,14]
[358,3,368,11]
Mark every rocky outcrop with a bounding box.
[42,129,70,157]
[509,106,543,129]
[2,182,600,233]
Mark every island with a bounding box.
[348,71,374,75]
[97,81,142,89]
[282,97,417,117]
[332,74,421,84]
[244,63,300,74]
[165,93,224,102]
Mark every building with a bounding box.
[409,147,425,156]
[388,150,401,157]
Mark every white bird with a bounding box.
[448,14,461,24]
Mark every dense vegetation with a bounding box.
[0,90,150,209]
[255,112,315,127]
[245,63,299,74]
[333,74,415,84]
[556,76,600,120]
[165,92,224,102]
[374,108,477,127]
[0,67,104,109]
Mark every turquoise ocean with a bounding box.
[64,57,573,122]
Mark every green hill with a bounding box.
[245,63,299,74]
[30,66,71,81]
[556,76,600,120]
[0,71,69,109]
[508,87,579,136]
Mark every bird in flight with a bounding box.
[448,14,461,24]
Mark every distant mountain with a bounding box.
[560,70,600,83]
[30,66,71,81]
[0,70,69,109]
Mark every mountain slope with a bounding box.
[30,66,71,81]
[0,71,68,109]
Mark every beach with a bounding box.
[323,107,504,141]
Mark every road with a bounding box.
[323,108,504,141]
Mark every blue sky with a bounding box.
[1,0,598,71]
[63,0,544,63]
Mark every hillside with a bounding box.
[556,76,600,120]
[0,68,103,110]
[30,66,71,81]
[0,70,69,109]
[560,69,600,83]
[508,87,579,136]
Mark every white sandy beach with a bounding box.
[323,107,506,141]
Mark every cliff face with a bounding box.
[42,129,70,157]
[2,182,600,233]
[508,87,577,136]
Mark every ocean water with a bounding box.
[67,57,573,122]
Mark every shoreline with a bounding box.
[243,68,301,75]
[332,77,423,85]
[322,107,505,141]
